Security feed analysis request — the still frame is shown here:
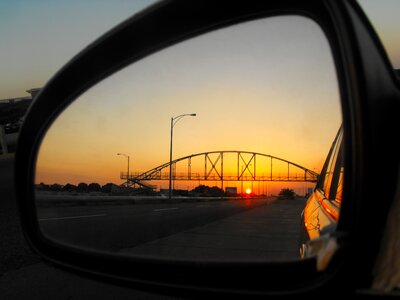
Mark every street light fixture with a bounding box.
[117,153,130,187]
[169,113,196,199]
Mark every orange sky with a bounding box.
[35,16,342,190]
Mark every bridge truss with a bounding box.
[120,151,319,190]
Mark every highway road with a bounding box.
[37,197,306,261]
[1,154,307,299]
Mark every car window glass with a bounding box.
[335,164,344,204]
[322,130,343,199]
[330,140,344,203]
[34,16,342,262]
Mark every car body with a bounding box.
[300,127,344,258]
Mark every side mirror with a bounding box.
[15,0,400,296]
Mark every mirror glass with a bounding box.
[35,16,342,262]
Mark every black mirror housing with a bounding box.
[15,0,400,296]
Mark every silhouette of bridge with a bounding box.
[120,151,319,190]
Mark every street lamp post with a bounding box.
[169,113,196,199]
[117,153,130,187]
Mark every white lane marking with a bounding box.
[39,214,106,221]
[153,207,179,212]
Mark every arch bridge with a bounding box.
[120,151,319,190]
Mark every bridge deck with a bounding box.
[123,173,317,182]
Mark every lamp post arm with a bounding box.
[172,113,196,127]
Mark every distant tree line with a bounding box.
[36,182,228,197]
[190,185,224,197]
[278,188,296,199]
[36,183,299,199]
[36,182,122,193]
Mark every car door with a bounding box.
[300,127,344,258]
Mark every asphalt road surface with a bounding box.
[0,155,176,299]
[37,196,305,261]
[1,154,307,299]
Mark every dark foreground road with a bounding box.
[37,198,270,251]
[37,197,305,261]
[120,197,306,261]
[0,155,176,299]
[1,154,307,299]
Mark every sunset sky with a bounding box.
[1,1,399,192]
[35,16,341,190]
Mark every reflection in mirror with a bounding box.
[35,16,342,262]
